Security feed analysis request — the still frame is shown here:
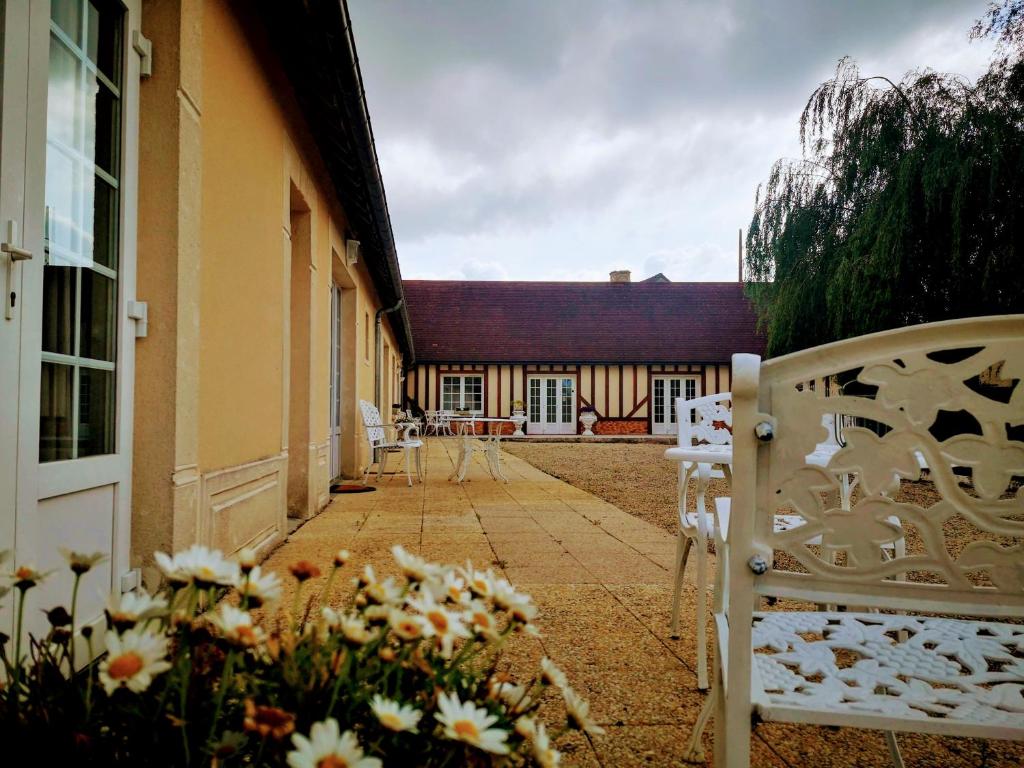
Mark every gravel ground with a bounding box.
[501,441,1011,586]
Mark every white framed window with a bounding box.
[40,0,126,462]
[441,375,483,413]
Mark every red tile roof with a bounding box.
[404,280,765,364]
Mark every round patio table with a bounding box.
[446,417,513,483]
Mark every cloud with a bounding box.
[350,0,996,281]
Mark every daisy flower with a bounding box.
[105,590,168,633]
[464,600,501,640]
[408,592,470,658]
[333,549,350,568]
[515,715,537,739]
[358,565,403,606]
[388,609,425,642]
[339,613,376,647]
[435,570,470,605]
[158,545,240,588]
[209,604,265,647]
[391,545,437,582]
[236,566,283,607]
[562,686,605,735]
[10,564,52,591]
[462,566,496,599]
[435,692,510,755]
[98,628,172,694]
[288,560,322,583]
[286,718,381,768]
[235,547,258,574]
[243,699,296,740]
[540,657,568,690]
[370,694,421,733]
[531,722,562,768]
[489,680,533,714]
[59,548,107,575]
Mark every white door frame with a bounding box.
[651,375,700,435]
[2,0,143,650]
[329,282,342,481]
[527,375,576,435]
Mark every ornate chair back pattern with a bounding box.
[678,392,733,448]
[731,315,1024,617]
[359,400,386,449]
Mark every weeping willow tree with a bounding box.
[745,1,1024,357]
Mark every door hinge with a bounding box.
[120,568,142,593]
[132,30,152,78]
[127,299,148,337]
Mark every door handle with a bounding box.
[3,220,33,320]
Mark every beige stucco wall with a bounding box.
[132,0,402,577]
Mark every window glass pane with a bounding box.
[92,176,118,268]
[545,379,556,423]
[94,84,120,178]
[529,379,540,422]
[41,266,76,355]
[442,376,457,411]
[51,0,82,46]
[90,0,123,81]
[79,269,116,361]
[561,379,573,422]
[40,363,74,462]
[78,367,114,457]
[466,376,482,412]
[670,379,681,423]
[653,379,664,422]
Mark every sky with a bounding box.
[349,0,997,283]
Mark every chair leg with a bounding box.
[884,731,905,768]
[404,447,413,487]
[695,538,709,690]
[415,447,423,480]
[670,534,692,638]
[378,450,388,480]
[683,672,715,763]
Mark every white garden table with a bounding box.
[447,417,512,483]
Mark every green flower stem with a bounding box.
[84,631,95,718]
[325,648,352,716]
[291,583,304,633]
[319,566,339,609]
[69,572,82,672]
[207,648,236,748]
[11,586,27,718]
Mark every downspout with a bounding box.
[375,298,403,412]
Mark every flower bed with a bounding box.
[0,545,599,766]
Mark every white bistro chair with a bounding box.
[359,400,423,487]
[692,316,1024,767]
[667,394,906,690]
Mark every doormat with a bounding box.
[331,484,376,494]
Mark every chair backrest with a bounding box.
[675,392,733,447]
[359,399,386,449]
[729,315,1024,621]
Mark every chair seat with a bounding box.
[750,611,1024,738]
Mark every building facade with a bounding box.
[1,0,410,640]
[402,275,763,435]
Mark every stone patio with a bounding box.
[260,438,1022,767]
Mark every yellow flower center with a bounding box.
[472,611,490,628]
[399,620,420,637]
[15,566,33,580]
[454,719,480,741]
[317,757,349,768]
[380,712,404,731]
[108,651,144,680]
[427,610,448,633]
[235,625,257,644]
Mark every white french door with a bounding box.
[652,375,699,435]
[527,376,576,435]
[1,0,142,653]
[329,283,342,481]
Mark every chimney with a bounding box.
[609,270,631,284]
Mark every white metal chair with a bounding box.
[695,316,1024,767]
[424,410,440,436]
[359,400,423,487]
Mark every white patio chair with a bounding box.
[668,394,899,690]
[438,409,455,436]
[695,316,1024,767]
[359,399,423,487]
[424,410,440,436]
